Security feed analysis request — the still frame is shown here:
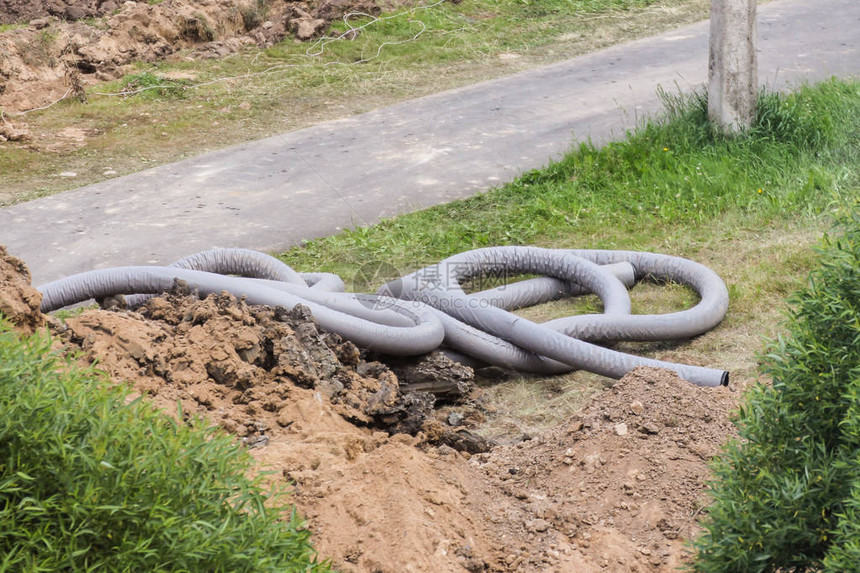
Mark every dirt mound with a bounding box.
[466,366,736,571]
[0,246,741,572]
[0,0,383,113]
[59,287,444,435]
[267,363,737,572]
[0,246,43,334]
[56,286,502,572]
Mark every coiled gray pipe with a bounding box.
[39,247,729,387]
[384,246,729,386]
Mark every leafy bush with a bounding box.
[0,324,327,572]
[693,208,860,572]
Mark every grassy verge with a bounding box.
[0,323,327,572]
[0,0,710,205]
[280,80,858,275]
[278,78,859,438]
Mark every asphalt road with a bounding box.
[1,0,857,285]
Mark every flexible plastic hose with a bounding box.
[386,246,728,386]
[40,266,443,355]
[39,247,730,387]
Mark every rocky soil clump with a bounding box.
[58,284,473,442]
[0,246,44,334]
[0,0,385,113]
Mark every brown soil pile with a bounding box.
[0,245,741,572]
[49,281,504,572]
[279,365,738,572]
[0,0,383,113]
[0,245,44,334]
[58,286,461,436]
[465,366,736,571]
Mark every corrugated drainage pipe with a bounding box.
[39,266,444,356]
[386,246,729,387]
[39,247,729,387]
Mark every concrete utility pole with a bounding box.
[708,0,758,133]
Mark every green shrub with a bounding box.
[693,208,860,572]
[0,324,327,572]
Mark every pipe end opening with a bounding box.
[720,371,730,387]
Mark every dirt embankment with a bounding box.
[0,245,740,572]
[0,0,382,115]
[0,245,44,333]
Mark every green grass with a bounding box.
[0,323,328,572]
[304,0,669,66]
[118,71,192,99]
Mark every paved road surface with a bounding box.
[1,0,857,285]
